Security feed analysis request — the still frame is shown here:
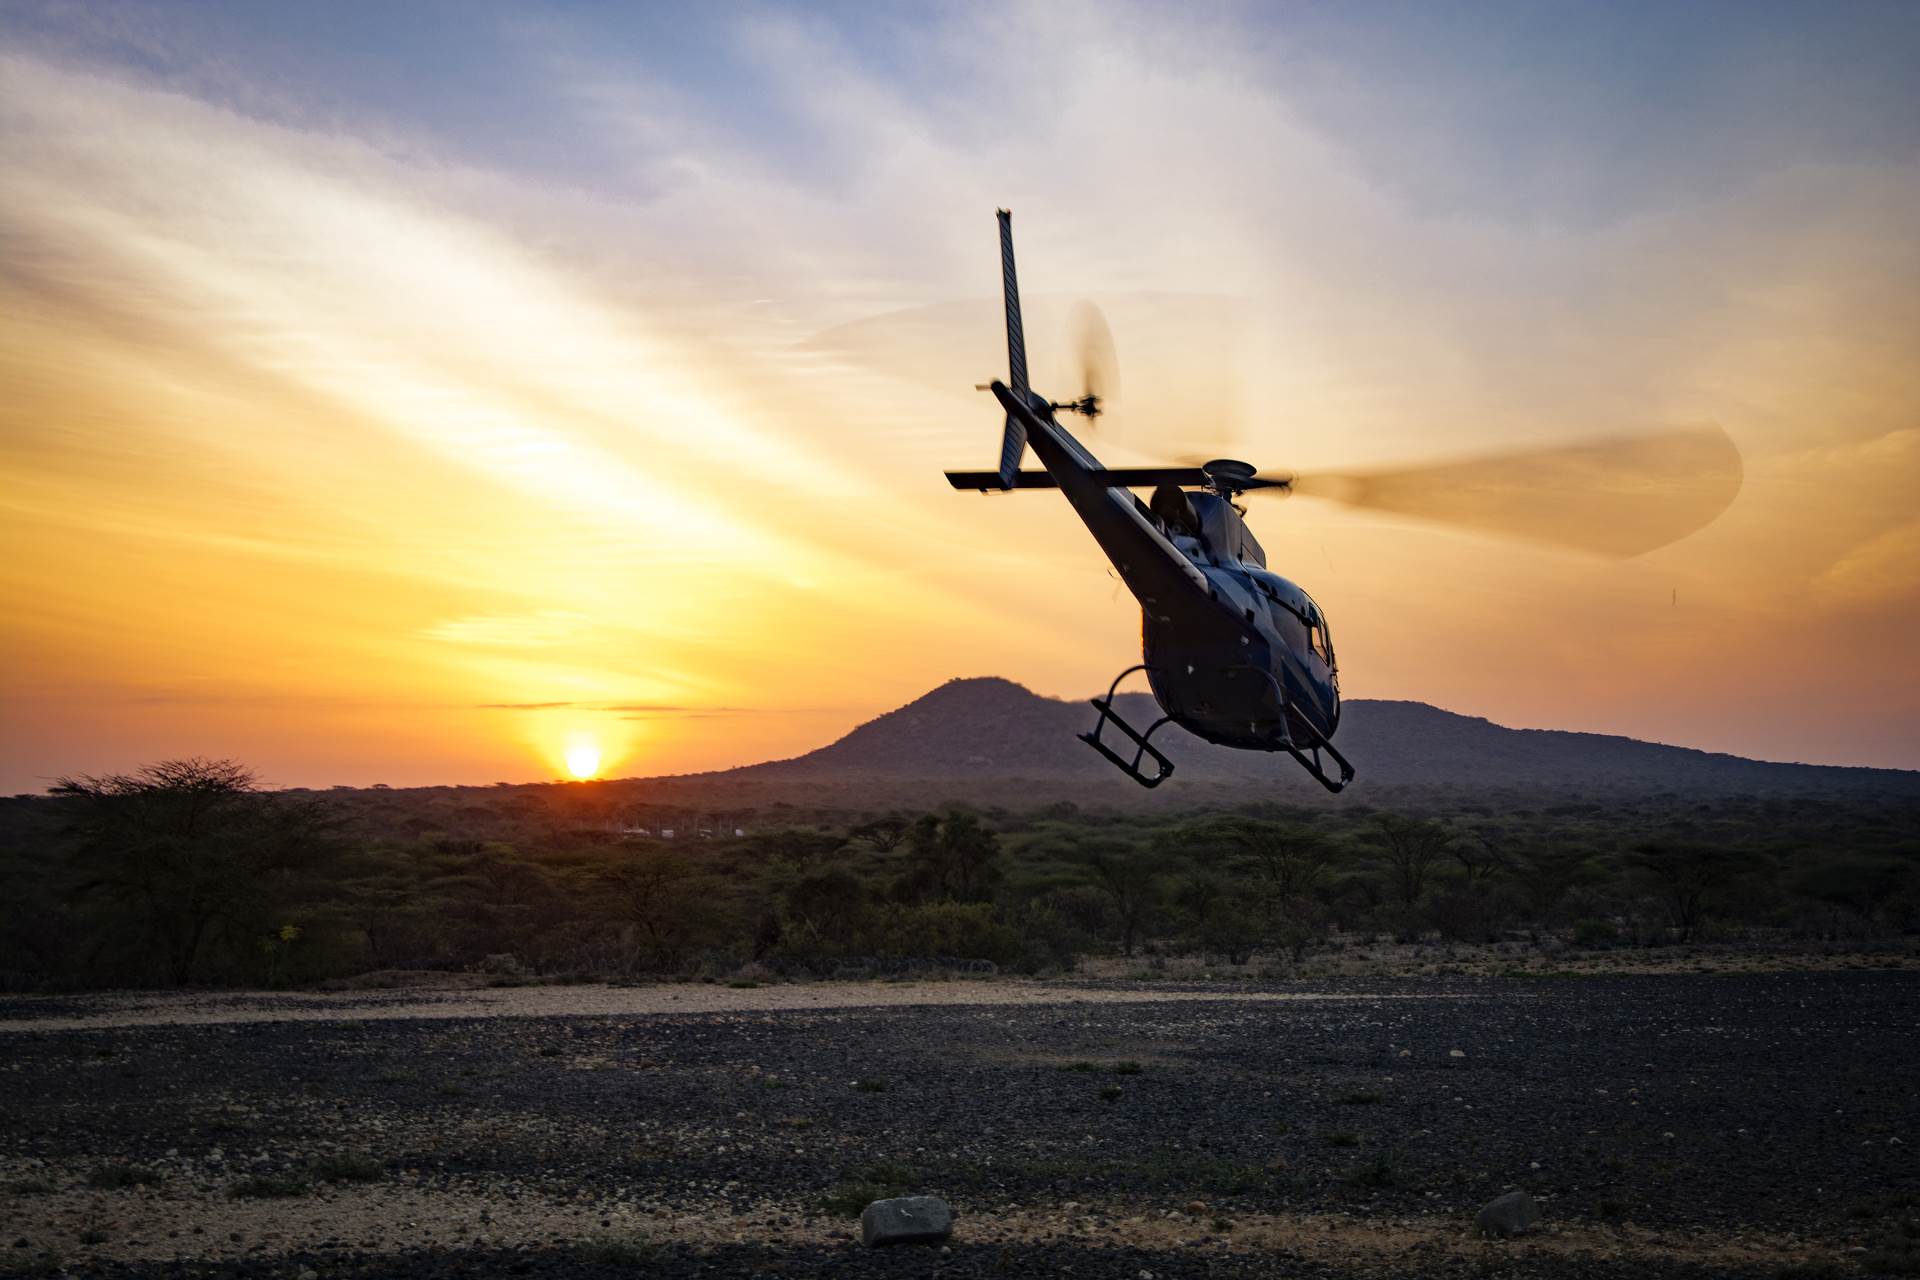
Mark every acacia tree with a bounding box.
[1181,816,1335,923]
[1369,814,1454,908]
[897,811,1004,904]
[1510,847,1596,924]
[848,813,913,852]
[1630,841,1742,943]
[751,828,846,871]
[603,849,729,972]
[1454,825,1515,887]
[53,759,339,985]
[1076,846,1162,957]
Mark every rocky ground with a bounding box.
[1,973,1915,1278]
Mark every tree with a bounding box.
[1794,856,1916,931]
[1197,899,1264,965]
[1509,847,1596,923]
[603,849,729,972]
[1454,825,1515,886]
[848,813,912,852]
[1076,846,1162,957]
[1173,816,1335,928]
[786,867,869,937]
[1630,841,1742,943]
[53,759,339,985]
[751,828,845,870]
[897,811,1004,904]
[1369,815,1454,908]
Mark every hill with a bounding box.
[725,676,1916,802]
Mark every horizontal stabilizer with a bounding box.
[945,467,1211,492]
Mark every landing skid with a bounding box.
[1275,717,1356,794]
[1237,665,1355,795]
[1079,664,1175,788]
[1078,664,1356,794]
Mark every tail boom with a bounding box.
[987,382,1209,620]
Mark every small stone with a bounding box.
[1475,1190,1541,1239]
[1184,1200,1209,1216]
[1448,1049,1467,1059]
[860,1196,953,1248]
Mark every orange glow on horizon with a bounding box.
[1,19,1917,788]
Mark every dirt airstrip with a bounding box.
[2,973,1914,1277]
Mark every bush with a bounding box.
[1572,918,1619,947]
[1340,1150,1402,1188]
[228,1173,311,1198]
[309,1151,384,1183]
[816,1160,914,1216]
[85,1164,161,1189]
[574,1237,656,1266]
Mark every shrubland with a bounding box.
[0,758,1914,989]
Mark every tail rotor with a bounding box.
[1051,301,1117,421]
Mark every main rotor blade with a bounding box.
[1279,426,1743,557]
[945,467,1211,491]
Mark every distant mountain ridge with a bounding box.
[738,677,1915,796]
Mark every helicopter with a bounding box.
[944,209,1742,794]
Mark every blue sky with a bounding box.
[11,1,1916,225]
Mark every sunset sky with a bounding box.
[3,1,1917,791]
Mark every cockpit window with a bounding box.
[1304,601,1333,664]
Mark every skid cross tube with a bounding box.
[1079,664,1175,788]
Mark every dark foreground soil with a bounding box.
[2,972,1916,1278]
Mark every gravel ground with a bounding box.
[0,980,1426,1033]
[1,972,1915,1278]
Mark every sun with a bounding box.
[563,739,602,781]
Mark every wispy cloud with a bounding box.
[423,613,593,649]
[2,3,1918,783]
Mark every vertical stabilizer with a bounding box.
[998,209,1029,395]
[996,208,1029,488]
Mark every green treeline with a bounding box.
[1,759,1915,990]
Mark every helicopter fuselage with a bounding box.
[1000,386,1343,770]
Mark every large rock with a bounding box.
[860,1196,953,1247]
[1475,1190,1541,1238]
